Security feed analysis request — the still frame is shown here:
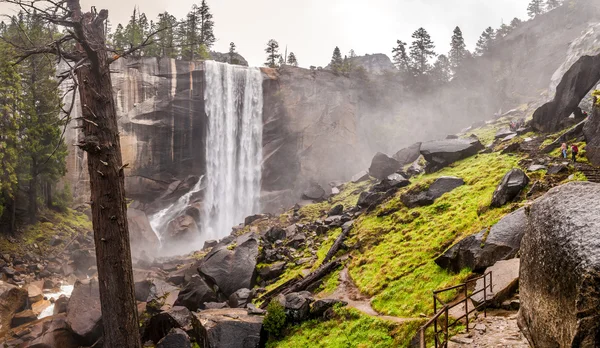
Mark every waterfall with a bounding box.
[202,61,264,241]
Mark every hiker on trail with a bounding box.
[571,144,579,162]
[561,143,568,159]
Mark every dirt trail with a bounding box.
[323,266,418,324]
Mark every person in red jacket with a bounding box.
[571,144,579,162]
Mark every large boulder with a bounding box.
[518,182,600,347]
[532,53,600,133]
[584,104,600,165]
[135,277,179,303]
[157,328,192,348]
[393,142,422,166]
[28,314,79,348]
[193,308,265,348]
[166,214,199,241]
[302,182,326,201]
[435,208,526,273]
[420,138,484,173]
[368,152,401,180]
[0,281,28,335]
[199,234,259,297]
[144,306,194,344]
[490,169,529,208]
[128,207,160,256]
[472,259,520,306]
[66,278,103,346]
[174,275,217,311]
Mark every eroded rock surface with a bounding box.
[518,182,600,347]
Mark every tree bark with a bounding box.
[67,2,141,347]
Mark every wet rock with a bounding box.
[203,240,218,250]
[0,280,28,335]
[53,295,69,315]
[368,152,401,180]
[284,292,313,323]
[71,249,96,274]
[302,182,326,200]
[144,306,194,344]
[265,227,286,243]
[228,288,253,308]
[495,129,516,139]
[527,164,547,172]
[490,169,529,208]
[393,142,422,166]
[11,310,37,328]
[533,53,600,133]
[420,138,484,173]
[258,262,286,281]
[584,104,600,165]
[472,259,520,306]
[328,204,344,216]
[27,283,44,303]
[193,308,265,348]
[166,214,199,241]
[199,234,259,297]
[204,302,228,309]
[157,328,192,348]
[547,164,568,175]
[247,303,266,315]
[356,191,387,210]
[135,278,179,303]
[66,278,102,346]
[310,299,347,318]
[287,233,306,248]
[435,208,526,273]
[174,275,217,311]
[518,182,600,347]
[401,176,464,208]
[28,314,78,348]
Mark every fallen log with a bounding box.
[321,226,352,265]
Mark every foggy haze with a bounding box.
[0,0,527,67]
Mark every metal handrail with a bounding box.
[419,271,493,348]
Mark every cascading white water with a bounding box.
[202,61,264,241]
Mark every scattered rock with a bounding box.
[66,278,103,346]
[328,204,344,217]
[284,292,314,323]
[199,234,259,297]
[228,288,253,308]
[265,227,286,243]
[518,182,600,347]
[472,259,520,306]
[547,164,568,175]
[302,182,326,200]
[310,299,347,318]
[401,176,464,208]
[27,283,43,303]
[368,152,401,180]
[53,295,69,315]
[0,281,28,334]
[258,262,286,281]
[495,129,515,139]
[490,169,529,208]
[436,208,526,273]
[11,310,37,328]
[174,275,217,311]
[157,328,192,348]
[527,165,547,172]
[193,308,265,348]
[420,138,484,172]
[356,191,387,210]
[393,142,422,166]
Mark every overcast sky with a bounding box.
[0,0,528,67]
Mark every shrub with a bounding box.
[263,300,286,337]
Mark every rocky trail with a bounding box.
[324,267,418,324]
[448,311,530,348]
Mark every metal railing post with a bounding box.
[483,273,487,318]
[464,284,469,332]
[420,328,426,348]
[444,306,449,347]
[433,292,438,348]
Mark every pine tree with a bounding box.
[431,54,451,83]
[287,52,298,67]
[527,0,544,18]
[154,12,179,58]
[409,27,436,76]
[449,27,467,72]
[264,39,280,68]
[124,7,145,56]
[0,41,22,229]
[546,0,561,10]
[510,17,522,29]
[496,23,512,39]
[348,49,357,58]
[112,23,127,52]
[197,0,216,48]
[330,46,343,73]
[475,27,496,56]
[391,40,410,74]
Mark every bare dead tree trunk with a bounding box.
[66,2,141,347]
